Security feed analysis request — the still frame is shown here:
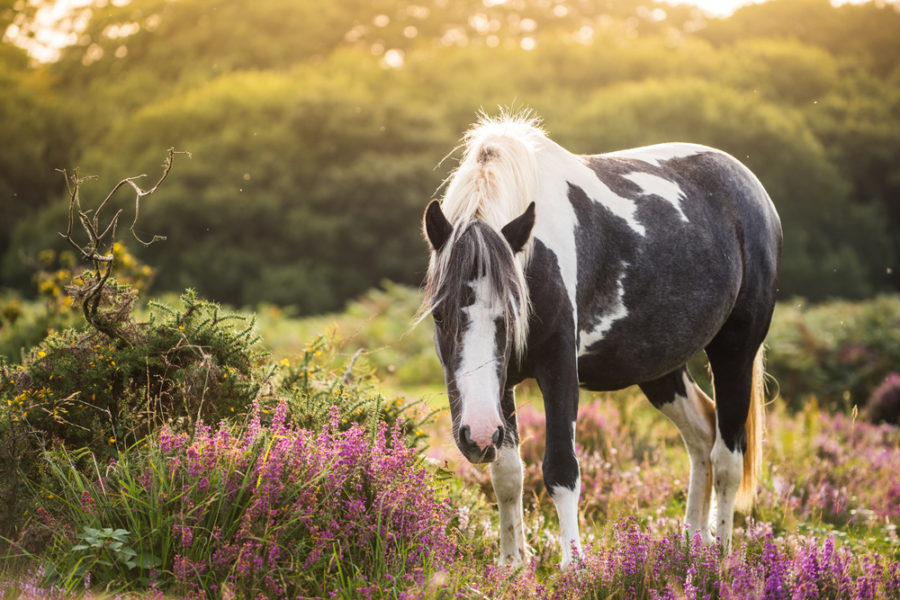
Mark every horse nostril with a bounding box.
[459,425,472,447]
[492,425,504,447]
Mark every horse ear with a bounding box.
[501,202,536,254]
[423,200,452,252]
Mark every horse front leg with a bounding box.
[535,340,582,569]
[490,388,529,567]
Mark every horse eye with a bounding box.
[432,311,443,325]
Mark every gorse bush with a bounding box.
[0,286,264,542]
[32,403,457,598]
[0,288,262,455]
[270,334,435,452]
[0,295,83,365]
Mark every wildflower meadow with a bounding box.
[1,280,898,599]
[4,0,900,595]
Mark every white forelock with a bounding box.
[441,112,544,235]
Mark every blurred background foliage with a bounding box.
[1,0,899,310]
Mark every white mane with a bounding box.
[426,112,546,358]
[441,112,545,237]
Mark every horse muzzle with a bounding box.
[456,423,506,464]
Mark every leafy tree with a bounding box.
[3,0,899,305]
[803,81,900,289]
[7,60,451,311]
[700,0,900,79]
[0,61,74,273]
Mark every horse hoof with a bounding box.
[497,549,528,569]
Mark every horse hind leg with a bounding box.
[706,335,766,552]
[641,368,716,543]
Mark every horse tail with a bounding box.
[736,344,766,512]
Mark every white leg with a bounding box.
[550,476,582,569]
[490,445,529,566]
[658,373,716,544]
[710,427,743,551]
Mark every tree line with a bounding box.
[1,0,899,312]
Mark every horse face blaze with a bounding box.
[434,276,510,464]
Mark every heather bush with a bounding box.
[27,402,457,597]
[403,519,900,600]
[866,373,900,426]
[759,403,900,532]
[440,391,899,578]
[443,393,686,532]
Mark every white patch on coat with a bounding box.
[456,276,504,449]
[604,142,709,167]
[577,267,629,356]
[529,135,644,341]
[551,477,582,570]
[622,172,689,222]
[491,444,528,566]
[531,199,579,335]
[550,420,581,569]
[710,425,743,551]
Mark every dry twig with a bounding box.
[57,148,190,338]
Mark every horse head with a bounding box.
[423,200,534,464]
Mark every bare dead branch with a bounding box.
[129,148,190,246]
[343,348,365,386]
[95,175,146,231]
[54,149,188,340]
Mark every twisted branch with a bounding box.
[56,148,190,339]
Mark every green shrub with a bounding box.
[766,295,900,413]
[254,282,443,391]
[0,286,264,542]
[1,288,262,454]
[268,334,435,452]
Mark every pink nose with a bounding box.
[459,422,505,450]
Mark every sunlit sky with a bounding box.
[3,0,882,63]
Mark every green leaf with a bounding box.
[137,554,161,568]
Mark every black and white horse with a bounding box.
[422,114,781,568]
